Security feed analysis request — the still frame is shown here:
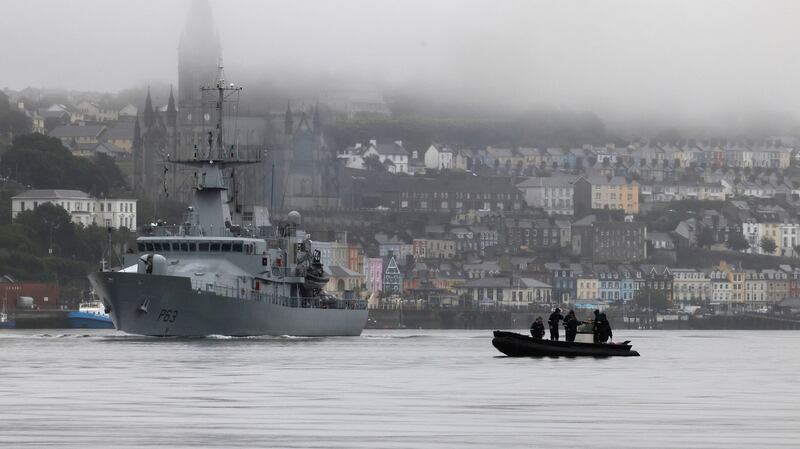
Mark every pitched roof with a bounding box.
[13,189,91,199]
[95,141,127,156]
[516,175,578,188]
[324,265,363,278]
[373,142,407,156]
[49,124,106,138]
[102,124,134,140]
[457,277,551,289]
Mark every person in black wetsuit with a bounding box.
[548,308,564,341]
[563,309,581,342]
[592,309,613,343]
[530,316,545,339]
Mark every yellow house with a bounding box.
[717,261,746,307]
[575,175,640,215]
[576,276,598,301]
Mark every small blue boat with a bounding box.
[0,311,14,329]
[67,302,114,329]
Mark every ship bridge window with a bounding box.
[172,242,181,251]
[180,242,189,251]
[137,242,145,252]
[145,243,154,252]
[210,242,221,251]
[199,242,209,251]
[221,243,232,252]
[189,243,196,251]
[232,242,243,252]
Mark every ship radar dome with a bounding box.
[288,211,302,225]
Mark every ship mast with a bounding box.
[202,59,241,160]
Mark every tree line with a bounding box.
[0,133,127,197]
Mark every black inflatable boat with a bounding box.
[492,331,640,357]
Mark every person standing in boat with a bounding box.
[563,309,581,342]
[530,316,545,339]
[548,308,564,340]
[592,309,613,343]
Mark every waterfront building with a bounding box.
[672,269,711,305]
[455,277,552,308]
[363,257,383,293]
[716,262,746,310]
[597,267,621,301]
[383,256,403,295]
[745,270,767,310]
[545,262,579,303]
[576,274,598,301]
[324,265,363,295]
[641,265,674,304]
[763,269,790,306]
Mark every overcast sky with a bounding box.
[3,0,799,125]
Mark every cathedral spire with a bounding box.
[133,115,141,150]
[284,100,293,136]
[143,86,155,128]
[312,101,321,133]
[166,85,177,128]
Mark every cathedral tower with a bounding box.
[174,0,222,199]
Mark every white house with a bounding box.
[12,189,137,230]
[515,175,578,215]
[423,144,454,170]
[118,104,138,117]
[362,140,409,174]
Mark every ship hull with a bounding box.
[89,272,368,337]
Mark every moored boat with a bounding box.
[492,331,640,357]
[67,301,114,329]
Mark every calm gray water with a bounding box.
[0,329,798,448]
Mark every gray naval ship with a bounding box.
[89,68,367,337]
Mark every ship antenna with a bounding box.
[201,58,241,160]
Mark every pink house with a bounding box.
[363,257,384,293]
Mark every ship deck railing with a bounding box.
[190,279,367,310]
[139,224,269,238]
